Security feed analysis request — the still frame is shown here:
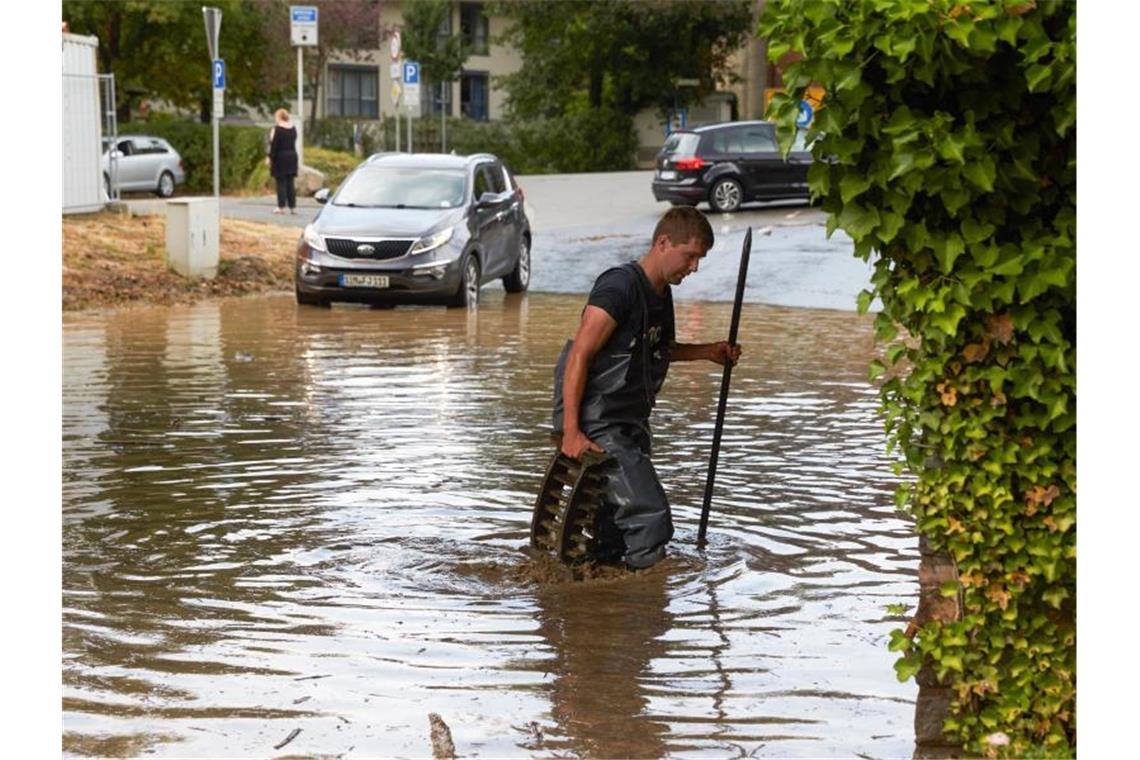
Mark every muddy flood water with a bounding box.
[63,291,918,758]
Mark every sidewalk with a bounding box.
[122,194,320,228]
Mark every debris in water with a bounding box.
[428,712,456,758]
[273,727,301,750]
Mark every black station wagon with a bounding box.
[651,121,814,213]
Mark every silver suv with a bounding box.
[102,135,186,198]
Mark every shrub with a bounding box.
[761,1,1075,756]
[120,121,266,194]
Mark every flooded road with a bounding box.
[63,290,916,758]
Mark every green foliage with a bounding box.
[492,0,753,118]
[63,0,288,121]
[401,0,468,86]
[761,0,1075,755]
[449,109,639,174]
[120,122,267,194]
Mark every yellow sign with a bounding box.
[763,85,826,116]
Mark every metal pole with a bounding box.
[407,108,412,153]
[296,46,304,169]
[212,96,220,197]
[441,82,447,152]
[697,226,758,547]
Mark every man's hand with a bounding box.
[561,429,604,460]
[709,341,742,366]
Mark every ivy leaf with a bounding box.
[929,304,967,335]
[894,653,923,682]
[840,173,873,203]
[837,203,881,241]
[963,158,997,192]
[869,359,887,381]
[961,217,996,245]
[1026,63,1052,92]
[856,288,875,315]
[931,233,966,273]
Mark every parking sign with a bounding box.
[213,59,226,90]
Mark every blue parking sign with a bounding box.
[402,61,420,85]
[213,59,226,90]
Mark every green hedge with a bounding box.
[120,122,267,194]
[311,109,638,174]
[120,110,640,194]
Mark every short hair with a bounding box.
[275,108,291,122]
[652,206,714,251]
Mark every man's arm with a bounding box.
[560,305,618,459]
[671,341,742,365]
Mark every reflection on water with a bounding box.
[63,292,917,758]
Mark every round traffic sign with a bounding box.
[796,100,814,128]
[390,30,401,61]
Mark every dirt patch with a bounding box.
[62,210,301,312]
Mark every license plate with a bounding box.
[658,170,677,180]
[340,274,389,288]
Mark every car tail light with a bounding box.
[674,156,706,171]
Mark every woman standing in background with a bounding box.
[268,108,298,214]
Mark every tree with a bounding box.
[63,0,287,123]
[401,0,468,97]
[761,1,1075,756]
[492,0,753,120]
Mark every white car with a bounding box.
[102,135,186,198]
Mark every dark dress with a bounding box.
[268,125,298,209]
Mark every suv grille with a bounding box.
[326,238,414,260]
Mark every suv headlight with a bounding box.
[303,224,327,252]
[410,226,454,255]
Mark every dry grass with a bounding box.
[62,210,301,311]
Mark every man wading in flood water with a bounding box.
[553,207,741,569]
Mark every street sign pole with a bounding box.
[290,6,318,169]
[203,7,222,198]
[297,46,304,168]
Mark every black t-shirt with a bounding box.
[587,265,675,361]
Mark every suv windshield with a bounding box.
[335,167,467,209]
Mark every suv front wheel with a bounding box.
[709,177,743,213]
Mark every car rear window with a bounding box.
[335,167,467,209]
[661,132,699,156]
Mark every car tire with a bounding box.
[103,174,111,200]
[502,234,531,293]
[295,283,329,307]
[709,177,743,213]
[448,254,481,308]
[156,171,175,198]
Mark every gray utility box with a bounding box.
[165,198,219,279]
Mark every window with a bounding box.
[460,3,489,56]
[328,66,379,118]
[460,72,488,121]
[740,126,778,153]
[474,163,505,197]
[137,138,169,155]
[709,129,745,154]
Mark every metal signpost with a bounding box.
[403,61,420,153]
[212,59,225,196]
[390,32,402,152]
[202,7,222,198]
[291,6,318,168]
